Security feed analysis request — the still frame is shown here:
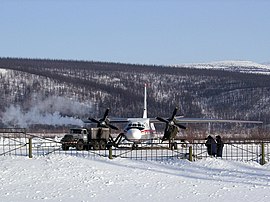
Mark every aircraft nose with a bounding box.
[126,128,142,140]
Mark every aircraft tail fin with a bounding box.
[143,84,147,118]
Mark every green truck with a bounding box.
[60,128,112,151]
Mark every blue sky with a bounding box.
[1,0,270,65]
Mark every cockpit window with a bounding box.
[125,122,145,130]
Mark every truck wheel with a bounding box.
[93,140,100,150]
[62,144,69,151]
[99,140,107,150]
[76,140,84,151]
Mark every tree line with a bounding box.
[0,57,269,132]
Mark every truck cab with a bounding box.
[60,128,88,150]
[69,128,88,142]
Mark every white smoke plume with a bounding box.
[1,95,93,128]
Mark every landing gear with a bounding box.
[173,142,178,150]
[132,143,139,150]
[113,133,125,147]
[169,139,178,150]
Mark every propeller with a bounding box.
[156,107,186,141]
[156,107,186,130]
[88,108,119,130]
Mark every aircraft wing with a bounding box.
[85,117,262,124]
[108,118,130,123]
[148,117,262,124]
[174,118,263,124]
[84,118,130,123]
[82,119,92,123]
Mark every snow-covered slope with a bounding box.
[1,155,270,202]
[1,58,270,129]
[172,61,270,75]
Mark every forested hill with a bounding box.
[0,57,270,131]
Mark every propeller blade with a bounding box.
[156,117,169,123]
[88,108,118,130]
[88,118,100,124]
[102,108,110,121]
[108,123,119,130]
[169,107,178,121]
[157,107,186,142]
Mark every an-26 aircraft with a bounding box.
[87,84,262,146]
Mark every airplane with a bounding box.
[86,84,263,147]
[87,84,157,146]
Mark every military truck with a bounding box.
[60,128,112,151]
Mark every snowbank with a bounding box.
[1,155,270,202]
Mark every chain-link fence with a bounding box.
[1,129,269,165]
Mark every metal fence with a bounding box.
[0,128,29,156]
[0,129,269,165]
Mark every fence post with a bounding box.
[260,142,265,165]
[189,146,193,161]
[109,146,113,159]
[28,137,33,158]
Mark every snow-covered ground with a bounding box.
[1,155,270,202]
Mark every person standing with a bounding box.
[205,135,217,157]
[216,135,224,157]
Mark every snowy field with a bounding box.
[1,155,270,202]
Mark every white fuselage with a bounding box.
[121,85,156,142]
[123,118,156,142]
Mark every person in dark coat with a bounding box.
[205,135,217,156]
[216,135,224,157]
